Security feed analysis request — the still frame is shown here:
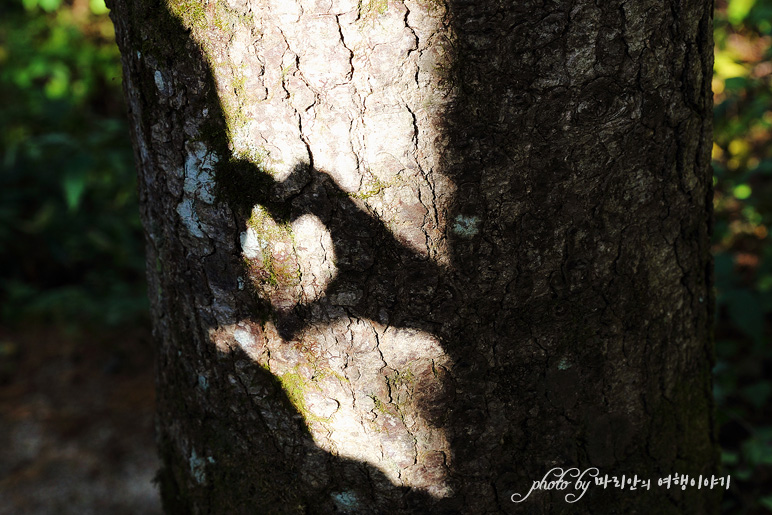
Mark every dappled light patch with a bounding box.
[210,315,453,497]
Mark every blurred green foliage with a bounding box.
[713,0,772,512]
[0,0,147,326]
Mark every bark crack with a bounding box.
[335,14,355,83]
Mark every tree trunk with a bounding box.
[109,0,717,512]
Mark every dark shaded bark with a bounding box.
[109,0,717,512]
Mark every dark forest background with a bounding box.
[0,0,769,512]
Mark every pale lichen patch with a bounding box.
[183,142,218,203]
[188,449,215,485]
[176,198,205,238]
[451,214,480,238]
[197,374,209,391]
[240,227,264,260]
[154,69,167,94]
[331,490,361,512]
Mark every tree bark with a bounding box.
[109,0,717,512]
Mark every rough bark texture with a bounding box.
[109,0,717,512]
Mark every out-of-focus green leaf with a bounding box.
[742,428,772,465]
[715,53,748,79]
[37,0,62,12]
[44,65,70,98]
[722,450,740,466]
[733,467,753,481]
[90,0,109,15]
[62,174,86,212]
[734,184,752,199]
[728,0,756,25]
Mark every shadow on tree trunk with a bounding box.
[110,0,718,512]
